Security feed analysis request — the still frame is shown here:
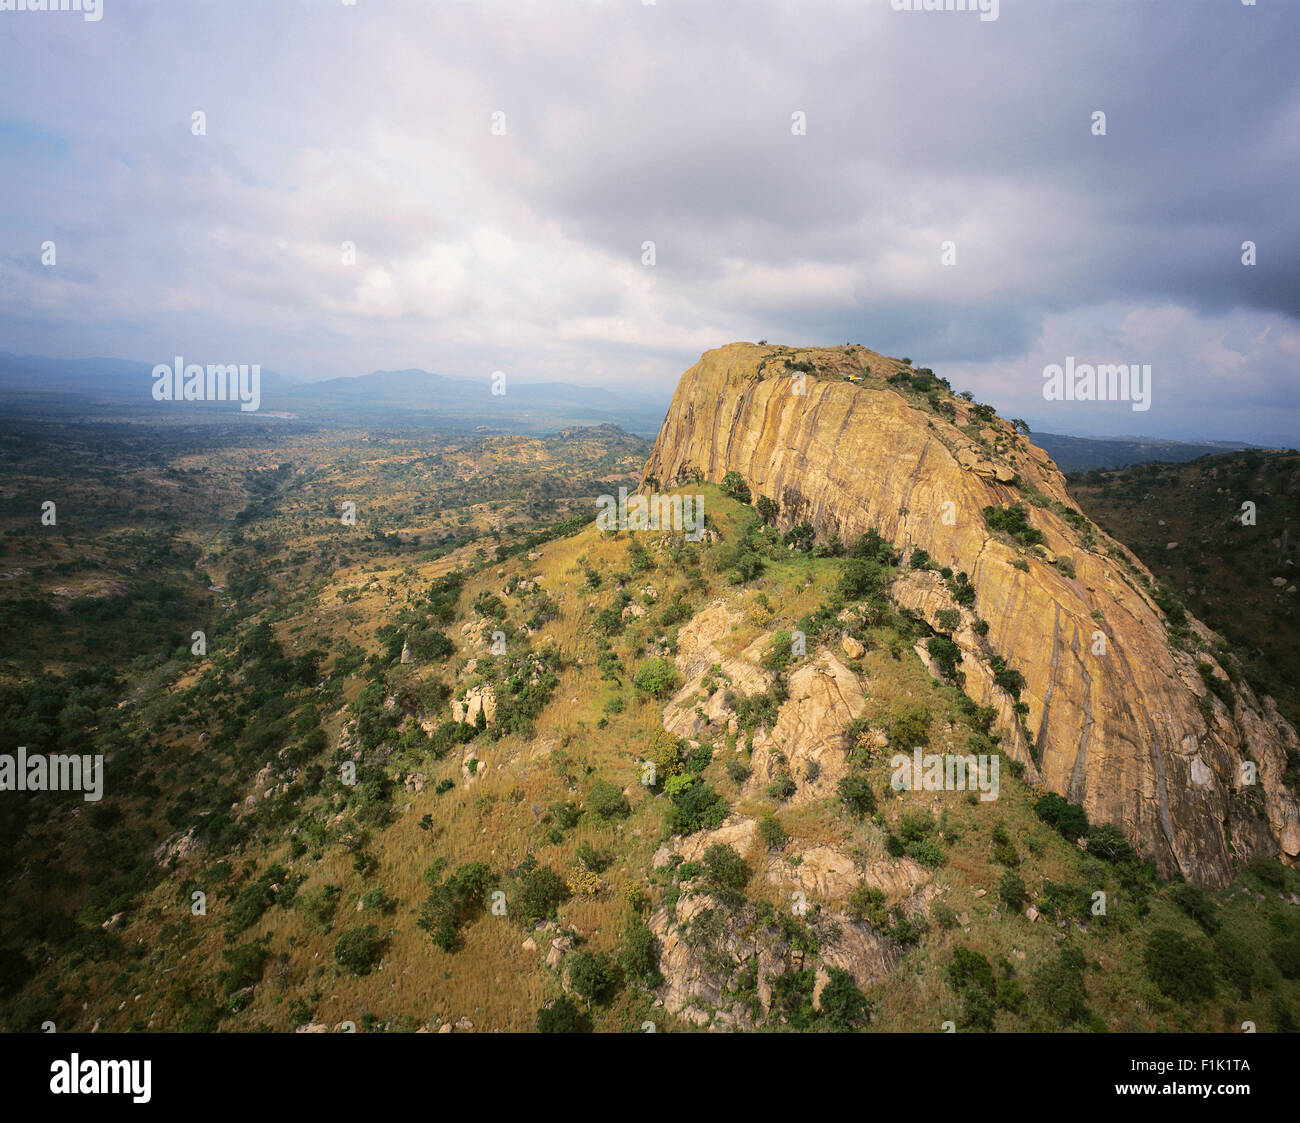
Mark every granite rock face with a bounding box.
[642,342,1300,886]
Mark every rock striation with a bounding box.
[642,342,1300,886]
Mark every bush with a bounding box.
[664,778,728,835]
[758,813,789,850]
[839,557,885,601]
[1144,928,1214,1001]
[767,776,797,802]
[536,996,589,1033]
[948,946,995,996]
[819,967,872,1030]
[566,949,616,1005]
[588,779,629,820]
[1032,946,1089,1026]
[1086,822,1138,866]
[783,523,815,552]
[417,861,494,952]
[998,870,1027,909]
[982,503,1043,547]
[848,885,889,928]
[907,838,945,868]
[1171,883,1220,934]
[720,470,751,504]
[1270,937,1300,980]
[927,636,962,682]
[1247,855,1286,888]
[725,759,752,784]
[838,772,876,817]
[756,495,778,524]
[333,924,384,976]
[514,865,569,925]
[634,657,679,699]
[888,703,931,751]
[700,843,750,907]
[619,914,662,987]
[1034,793,1089,840]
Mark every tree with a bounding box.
[619,914,662,987]
[720,471,751,504]
[334,924,385,976]
[819,967,871,1030]
[633,657,678,699]
[758,813,789,850]
[1144,929,1214,1001]
[566,949,616,1005]
[536,996,589,1032]
[756,495,778,525]
[838,773,876,817]
[587,779,629,820]
[700,843,750,907]
[839,557,884,600]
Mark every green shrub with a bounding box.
[927,636,962,682]
[1032,946,1090,1026]
[767,775,797,802]
[566,949,616,1005]
[720,471,752,504]
[700,843,750,908]
[588,779,629,820]
[818,967,871,1030]
[1171,883,1220,934]
[619,914,662,988]
[333,924,385,976]
[633,657,679,699]
[982,503,1043,546]
[1034,793,1089,840]
[664,778,727,835]
[417,861,494,952]
[758,814,789,850]
[726,759,752,784]
[536,996,589,1033]
[514,865,569,925]
[1144,928,1214,1001]
[838,773,876,817]
[906,838,945,868]
[1270,937,1300,980]
[839,557,885,600]
[998,870,1027,909]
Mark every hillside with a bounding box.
[1069,452,1300,730]
[2,352,1299,1036]
[643,343,1300,889]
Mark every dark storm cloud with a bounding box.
[0,0,1295,442]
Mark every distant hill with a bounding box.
[1034,431,1257,472]
[0,352,670,437]
[1069,449,1300,728]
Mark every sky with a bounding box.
[1,0,1297,444]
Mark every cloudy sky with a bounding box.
[2,0,1297,443]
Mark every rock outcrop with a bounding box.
[642,342,1300,886]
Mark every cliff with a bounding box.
[642,342,1300,887]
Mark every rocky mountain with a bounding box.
[642,343,1300,888]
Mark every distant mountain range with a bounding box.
[1032,431,1266,472]
[0,352,1276,461]
[0,353,669,437]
